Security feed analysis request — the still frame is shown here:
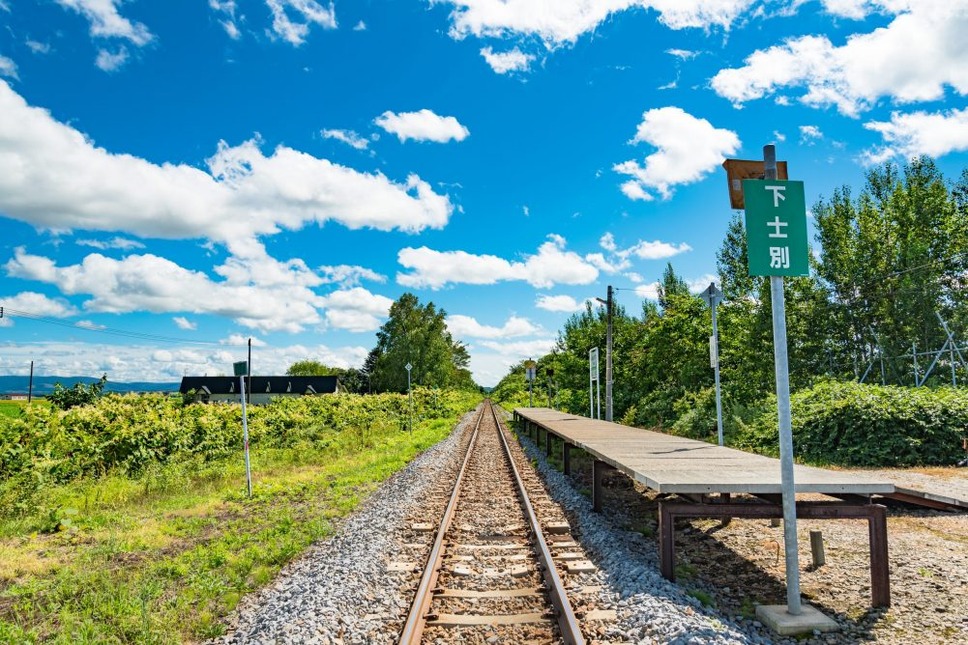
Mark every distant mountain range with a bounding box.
[0,375,180,396]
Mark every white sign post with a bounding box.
[589,347,601,419]
[239,376,252,497]
[405,362,413,432]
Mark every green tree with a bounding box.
[286,360,333,376]
[366,293,476,392]
[285,361,368,393]
[716,212,758,301]
[813,157,968,382]
[48,374,107,410]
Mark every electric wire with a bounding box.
[0,306,221,346]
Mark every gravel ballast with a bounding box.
[212,407,967,644]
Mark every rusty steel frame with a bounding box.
[658,500,890,607]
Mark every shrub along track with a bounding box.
[394,401,606,644]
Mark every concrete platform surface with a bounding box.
[756,603,840,636]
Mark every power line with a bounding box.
[1,306,221,346]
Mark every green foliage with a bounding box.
[285,361,368,393]
[738,381,968,466]
[366,293,477,393]
[493,158,968,468]
[671,387,718,440]
[47,374,107,410]
[0,388,480,519]
[813,157,968,383]
[0,388,479,643]
[285,360,333,376]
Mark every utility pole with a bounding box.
[247,337,252,405]
[596,286,614,422]
[28,360,34,404]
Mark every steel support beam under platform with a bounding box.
[658,500,890,608]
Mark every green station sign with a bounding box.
[742,179,809,277]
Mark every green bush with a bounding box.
[670,387,718,440]
[740,380,968,467]
[0,387,480,518]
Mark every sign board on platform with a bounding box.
[589,348,600,382]
[233,361,248,377]
[524,359,537,382]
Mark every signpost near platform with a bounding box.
[589,347,601,419]
[239,375,252,497]
[524,359,537,407]
[740,145,808,617]
[405,362,413,431]
[700,283,725,446]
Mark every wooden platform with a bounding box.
[513,408,895,496]
[513,407,895,608]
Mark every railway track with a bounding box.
[397,401,592,644]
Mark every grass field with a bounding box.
[0,400,29,419]
[0,399,476,643]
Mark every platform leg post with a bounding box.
[869,505,891,607]
[658,503,675,581]
[546,433,553,457]
[562,443,571,475]
[720,493,732,527]
[592,459,606,512]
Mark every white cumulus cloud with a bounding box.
[535,294,587,313]
[440,0,754,46]
[614,107,739,200]
[55,0,154,45]
[318,264,386,286]
[446,314,540,339]
[863,107,968,161]
[397,235,598,289]
[711,2,968,116]
[0,291,78,327]
[321,128,370,150]
[5,247,326,334]
[318,287,393,332]
[266,0,337,46]
[173,316,197,330]
[0,54,18,79]
[0,82,453,248]
[95,47,128,71]
[374,109,470,143]
[480,46,535,74]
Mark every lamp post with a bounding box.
[595,285,614,422]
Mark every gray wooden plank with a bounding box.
[515,407,895,495]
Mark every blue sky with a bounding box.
[0,1,966,387]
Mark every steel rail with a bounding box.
[489,403,586,645]
[398,402,485,644]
